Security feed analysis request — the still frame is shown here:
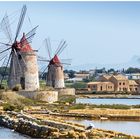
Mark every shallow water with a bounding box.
[67,118,140,137]
[76,98,140,105]
[0,127,30,139]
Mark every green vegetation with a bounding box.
[3,103,16,111]
[64,70,76,78]
[0,67,10,77]
[58,95,76,104]
[70,104,86,110]
[69,103,140,110]
[3,103,24,112]
[65,82,87,89]
[12,85,21,91]
[125,67,140,73]
[0,91,48,112]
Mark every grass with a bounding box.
[65,82,87,89]
[0,91,48,112]
[69,104,86,110]
[58,95,76,104]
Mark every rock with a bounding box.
[79,132,87,139]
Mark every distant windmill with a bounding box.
[38,38,71,89]
[0,5,39,91]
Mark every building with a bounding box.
[90,74,140,93]
[74,73,90,81]
[87,81,114,92]
[109,74,130,92]
[129,80,138,92]
[125,73,140,80]
[98,75,112,82]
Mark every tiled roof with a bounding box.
[111,74,127,80]
[102,75,112,79]
[87,81,113,85]
[128,80,138,85]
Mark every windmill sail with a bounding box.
[0,5,39,91]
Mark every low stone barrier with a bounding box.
[0,111,140,139]
[58,88,75,96]
[0,114,58,138]
[18,90,58,103]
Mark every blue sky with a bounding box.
[0,1,140,68]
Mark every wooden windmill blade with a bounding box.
[0,13,13,44]
[0,51,12,85]
[20,25,39,45]
[55,40,67,56]
[54,39,65,55]
[45,38,52,60]
[14,5,27,42]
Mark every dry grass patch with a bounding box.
[69,108,140,116]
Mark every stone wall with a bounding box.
[18,90,58,103]
[58,88,75,96]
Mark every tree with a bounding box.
[68,70,76,78]
[64,69,76,78]
[125,67,140,73]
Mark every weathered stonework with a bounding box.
[21,52,39,91]
[8,51,39,91]
[47,65,65,89]
[18,90,58,103]
[58,88,75,96]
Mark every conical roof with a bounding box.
[50,55,61,65]
[20,33,33,52]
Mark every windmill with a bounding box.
[38,38,71,89]
[0,5,39,91]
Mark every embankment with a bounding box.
[0,111,139,139]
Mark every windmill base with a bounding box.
[57,88,75,96]
[47,79,65,89]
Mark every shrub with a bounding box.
[58,95,76,104]
[70,104,86,109]
[0,85,5,90]
[3,103,15,111]
[12,85,21,91]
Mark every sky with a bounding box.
[0,1,140,69]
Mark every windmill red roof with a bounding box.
[20,33,33,52]
[50,55,61,65]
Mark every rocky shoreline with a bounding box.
[0,111,140,139]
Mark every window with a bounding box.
[119,88,121,91]
[92,85,97,90]
[119,82,121,85]
[100,86,102,91]
[123,82,125,85]
[135,88,137,91]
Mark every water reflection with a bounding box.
[76,98,140,105]
[67,118,140,137]
[0,127,30,139]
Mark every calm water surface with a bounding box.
[0,127,30,139]
[76,98,140,105]
[67,118,140,137]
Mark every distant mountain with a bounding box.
[68,55,140,71]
